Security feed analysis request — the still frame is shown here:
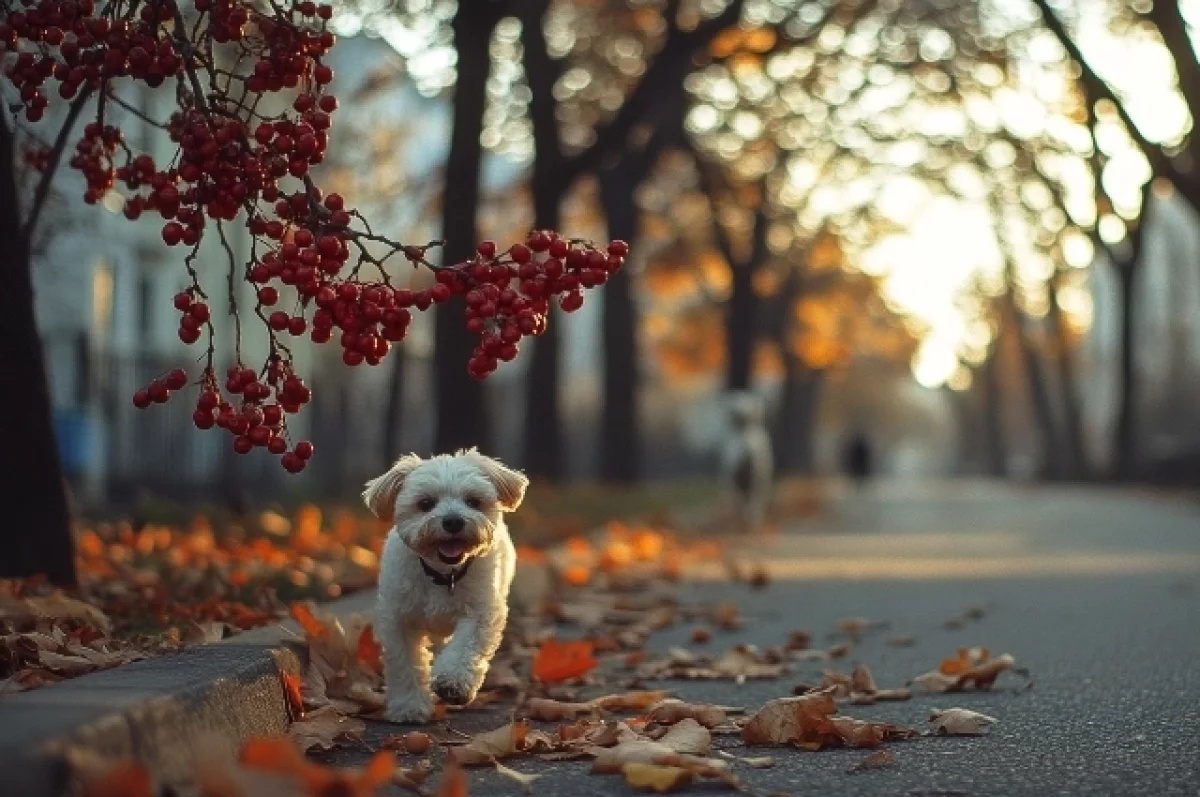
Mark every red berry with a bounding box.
[282,452,306,472]
[190,303,211,322]
[560,291,584,312]
[193,410,215,429]
[132,390,151,409]
[477,241,496,258]
[295,440,314,459]
[162,222,183,246]
[233,436,254,455]
[269,311,289,330]
[173,292,192,310]
[165,368,187,390]
[430,284,451,303]
[510,244,532,264]
[267,437,287,455]
[608,239,630,258]
[258,286,279,305]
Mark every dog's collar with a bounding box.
[419,557,473,593]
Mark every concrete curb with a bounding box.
[0,590,375,797]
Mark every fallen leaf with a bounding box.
[590,691,671,712]
[532,639,597,684]
[743,690,913,750]
[621,763,693,793]
[288,705,366,752]
[847,749,896,773]
[281,672,305,719]
[495,762,541,795]
[851,664,877,693]
[657,719,712,755]
[80,758,154,797]
[712,603,741,630]
[785,630,812,651]
[355,624,383,675]
[523,698,596,722]
[393,760,433,793]
[690,627,712,644]
[928,708,997,736]
[835,617,886,639]
[647,699,727,728]
[449,721,530,765]
[914,651,1021,692]
[887,635,916,647]
[435,760,469,797]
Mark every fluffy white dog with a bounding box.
[719,391,773,532]
[363,448,527,724]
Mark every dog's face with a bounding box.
[363,449,528,566]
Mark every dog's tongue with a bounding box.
[438,540,469,560]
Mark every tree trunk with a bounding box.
[1113,260,1138,480]
[381,344,405,468]
[522,191,564,481]
[1005,290,1064,479]
[981,340,1008,477]
[0,113,77,585]
[776,358,823,475]
[597,169,640,484]
[433,7,498,454]
[1047,276,1091,480]
[725,262,757,391]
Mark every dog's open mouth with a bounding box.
[437,540,470,565]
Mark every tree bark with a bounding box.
[381,344,406,468]
[981,339,1008,477]
[597,168,640,483]
[1046,275,1090,480]
[776,360,823,475]
[433,7,500,454]
[1006,293,1065,479]
[522,192,564,480]
[1113,260,1139,480]
[0,112,77,585]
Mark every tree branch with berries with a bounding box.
[0,0,625,580]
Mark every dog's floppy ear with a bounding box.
[363,454,422,521]
[461,448,529,512]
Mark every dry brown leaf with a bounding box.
[847,750,896,773]
[495,762,541,795]
[834,617,886,639]
[828,643,851,658]
[657,719,711,755]
[647,699,727,728]
[0,593,111,632]
[742,690,914,750]
[887,635,916,647]
[449,721,530,765]
[928,708,997,736]
[914,651,1020,693]
[481,659,522,693]
[590,740,729,778]
[523,698,596,722]
[393,760,433,793]
[434,760,469,797]
[590,691,671,712]
[712,603,741,630]
[621,763,693,793]
[851,664,877,694]
[785,630,812,651]
[288,705,366,752]
[37,650,96,676]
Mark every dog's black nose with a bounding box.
[442,515,465,534]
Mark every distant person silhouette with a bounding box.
[842,431,873,490]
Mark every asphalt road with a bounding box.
[320,483,1200,796]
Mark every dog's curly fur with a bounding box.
[363,448,527,724]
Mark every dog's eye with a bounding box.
[465,497,482,510]
[416,497,437,512]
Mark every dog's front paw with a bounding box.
[430,667,481,706]
[384,691,435,724]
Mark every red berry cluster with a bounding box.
[3,0,625,473]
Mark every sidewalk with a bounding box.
[0,591,373,795]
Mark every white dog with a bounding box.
[719,391,773,532]
[363,448,527,724]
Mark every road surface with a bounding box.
[321,483,1200,796]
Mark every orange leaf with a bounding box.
[281,672,305,719]
[83,759,154,797]
[356,624,383,675]
[533,638,597,683]
[561,564,591,587]
[289,601,326,640]
[436,760,469,797]
[362,750,398,788]
[240,736,309,776]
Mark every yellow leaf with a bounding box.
[621,763,693,793]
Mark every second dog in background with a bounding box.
[719,391,773,532]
